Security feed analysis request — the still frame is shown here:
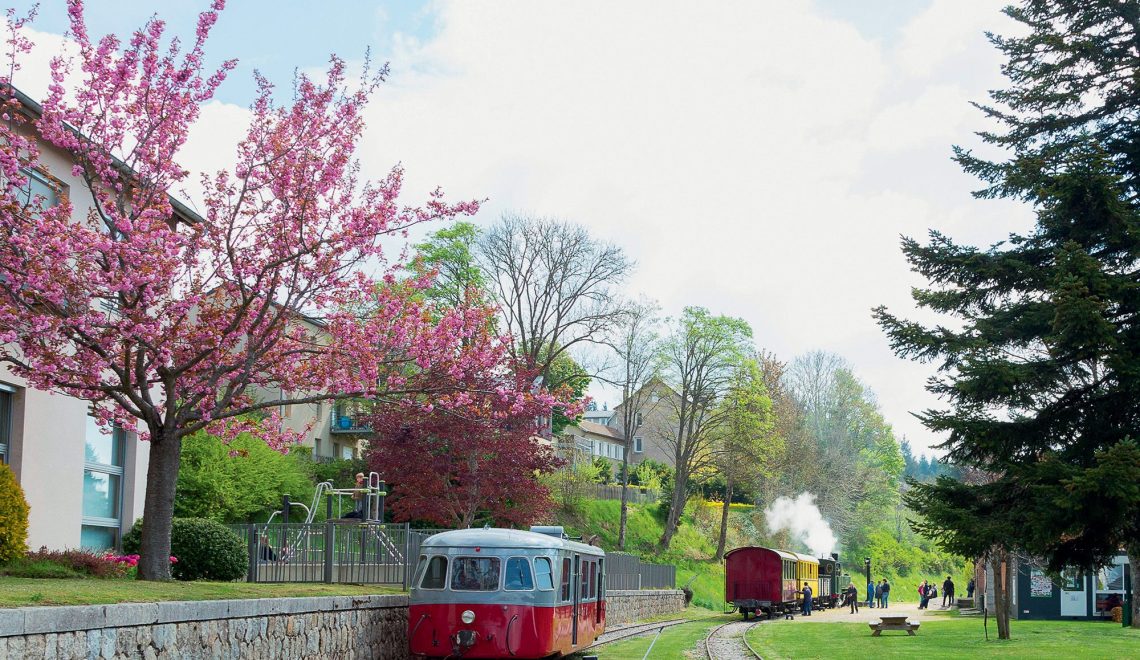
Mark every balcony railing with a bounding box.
[329,410,372,434]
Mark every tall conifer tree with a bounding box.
[875,0,1140,633]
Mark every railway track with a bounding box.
[580,618,689,651]
[704,618,763,659]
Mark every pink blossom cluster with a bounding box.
[105,553,177,566]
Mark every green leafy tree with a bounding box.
[548,352,590,435]
[712,358,779,560]
[657,307,753,550]
[875,0,1140,633]
[176,428,314,524]
[410,221,487,308]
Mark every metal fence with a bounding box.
[585,484,660,503]
[228,523,674,591]
[229,522,445,587]
[606,551,676,589]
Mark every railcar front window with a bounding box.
[505,557,535,590]
[451,557,501,591]
[420,556,448,590]
[535,557,554,590]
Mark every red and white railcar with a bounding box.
[408,527,606,658]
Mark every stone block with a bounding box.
[24,605,104,634]
[224,599,261,619]
[104,602,159,628]
[0,607,24,636]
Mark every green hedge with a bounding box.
[123,518,246,581]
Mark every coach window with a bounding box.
[581,560,590,600]
[420,556,448,590]
[451,557,501,591]
[561,558,572,601]
[589,561,597,599]
[535,557,554,590]
[505,557,535,591]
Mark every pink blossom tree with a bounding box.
[0,2,527,580]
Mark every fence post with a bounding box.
[402,522,411,591]
[324,520,335,584]
[246,524,257,583]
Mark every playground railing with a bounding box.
[229,522,447,588]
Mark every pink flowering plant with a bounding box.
[0,2,559,580]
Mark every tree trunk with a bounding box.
[617,451,631,550]
[989,549,1012,640]
[137,427,182,580]
[1129,544,1140,629]
[714,473,733,561]
[658,472,686,550]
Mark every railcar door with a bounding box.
[572,554,581,645]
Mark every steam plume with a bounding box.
[764,492,837,557]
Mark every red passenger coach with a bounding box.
[724,546,799,618]
[408,527,606,658]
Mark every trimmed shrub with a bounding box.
[0,462,29,564]
[122,517,246,581]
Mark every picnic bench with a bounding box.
[868,616,920,636]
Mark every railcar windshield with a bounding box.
[419,555,448,590]
[451,557,501,591]
[535,557,554,590]
[505,557,535,591]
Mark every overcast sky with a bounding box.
[12,0,1037,456]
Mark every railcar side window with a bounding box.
[561,558,571,601]
[505,557,535,591]
[451,557,501,591]
[535,557,554,590]
[420,556,448,590]
[589,561,597,599]
[581,560,590,599]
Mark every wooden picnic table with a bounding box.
[868,615,920,636]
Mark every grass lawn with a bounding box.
[746,616,1140,659]
[0,577,399,608]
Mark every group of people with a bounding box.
[838,578,890,613]
[918,576,969,609]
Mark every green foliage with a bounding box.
[547,352,590,435]
[176,429,315,524]
[124,518,246,582]
[631,459,671,491]
[0,559,85,579]
[0,462,29,565]
[306,456,370,489]
[591,457,612,484]
[543,459,602,513]
[409,221,487,309]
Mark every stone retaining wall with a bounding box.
[0,594,410,659]
[606,589,687,624]
[0,589,684,658]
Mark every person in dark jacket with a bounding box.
[867,579,875,608]
[801,582,813,616]
[846,583,860,613]
[967,577,976,599]
[942,576,955,607]
[918,580,930,609]
[881,579,891,608]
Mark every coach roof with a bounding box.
[422,528,604,556]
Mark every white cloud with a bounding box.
[14,1,1036,458]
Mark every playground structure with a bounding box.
[254,472,407,577]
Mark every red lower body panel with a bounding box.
[409,601,606,658]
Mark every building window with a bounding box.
[0,385,12,464]
[635,412,643,427]
[634,437,643,453]
[81,415,125,551]
[16,168,60,217]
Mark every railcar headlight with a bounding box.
[461,609,476,624]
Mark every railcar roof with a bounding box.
[791,552,820,564]
[421,528,604,555]
[724,546,798,562]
